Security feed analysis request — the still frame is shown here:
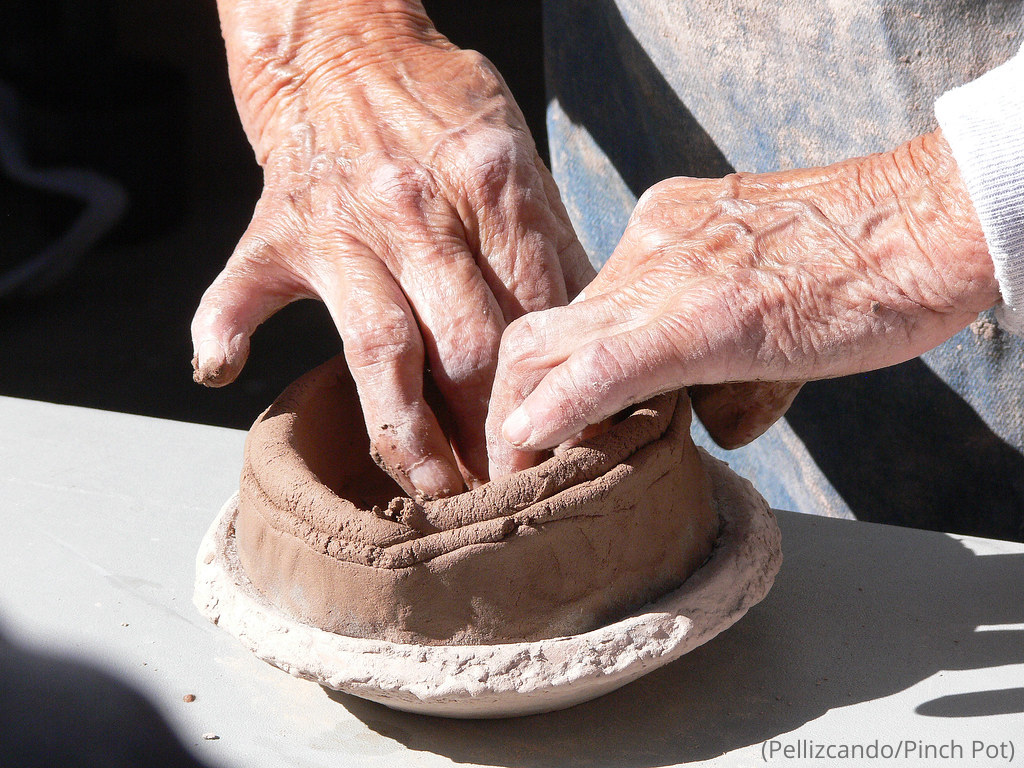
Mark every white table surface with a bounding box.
[2,395,1023,767]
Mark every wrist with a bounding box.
[865,130,999,316]
[218,0,451,161]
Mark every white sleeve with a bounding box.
[935,46,1024,333]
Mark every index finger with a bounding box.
[317,242,467,500]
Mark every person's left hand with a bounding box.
[486,130,998,478]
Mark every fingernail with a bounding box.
[193,339,225,384]
[408,460,455,498]
[502,406,533,446]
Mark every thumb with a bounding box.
[191,233,309,386]
[500,321,686,452]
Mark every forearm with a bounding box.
[872,130,996,318]
[216,0,450,161]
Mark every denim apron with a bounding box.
[543,0,1024,539]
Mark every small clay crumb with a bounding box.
[192,356,226,387]
[970,317,999,340]
[202,733,219,741]
[372,497,438,533]
[121,622,129,627]
[183,694,196,703]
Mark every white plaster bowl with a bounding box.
[194,451,781,718]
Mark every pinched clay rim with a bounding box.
[195,451,781,719]
[241,354,683,567]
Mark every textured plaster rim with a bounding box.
[194,451,782,719]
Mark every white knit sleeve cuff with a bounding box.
[935,46,1024,333]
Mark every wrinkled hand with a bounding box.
[487,130,998,478]
[191,0,592,497]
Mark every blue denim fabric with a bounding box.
[543,0,1024,539]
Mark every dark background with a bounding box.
[0,0,546,430]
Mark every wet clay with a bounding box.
[235,355,718,645]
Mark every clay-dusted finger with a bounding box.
[486,295,650,479]
[385,231,507,484]
[485,308,576,478]
[321,247,465,500]
[191,229,310,387]
[689,381,804,449]
[497,330,682,457]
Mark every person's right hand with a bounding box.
[191,0,593,498]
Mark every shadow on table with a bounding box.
[327,511,1024,767]
[0,626,212,768]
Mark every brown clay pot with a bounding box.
[234,356,718,645]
